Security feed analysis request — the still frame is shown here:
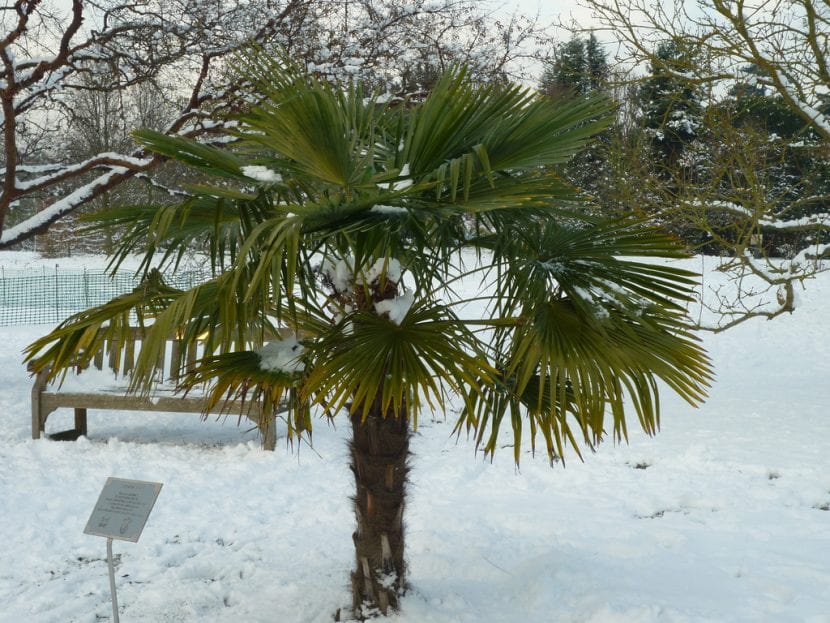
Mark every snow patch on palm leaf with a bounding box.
[257,335,305,373]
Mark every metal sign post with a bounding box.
[84,478,163,622]
[107,537,119,623]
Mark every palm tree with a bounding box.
[26,54,711,619]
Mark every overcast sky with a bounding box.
[502,0,596,28]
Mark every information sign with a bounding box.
[84,478,163,543]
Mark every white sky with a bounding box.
[502,0,596,28]
[491,1,607,82]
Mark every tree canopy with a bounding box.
[25,54,712,617]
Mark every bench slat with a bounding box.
[41,391,263,416]
[31,331,282,450]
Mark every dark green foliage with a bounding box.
[541,33,608,97]
[637,41,703,165]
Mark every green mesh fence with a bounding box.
[0,268,209,326]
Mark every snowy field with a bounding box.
[0,251,828,623]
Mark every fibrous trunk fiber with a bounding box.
[349,408,409,618]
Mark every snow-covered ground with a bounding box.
[0,251,828,623]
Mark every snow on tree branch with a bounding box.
[1,0,553,249]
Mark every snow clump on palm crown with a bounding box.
[321,256,402,293]
[320,256,413,324]
[374,291,414,325]
[257,335,305,374]
[360,258,402,285]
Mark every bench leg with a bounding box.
[31,374,45,440]
[30,367,60,441]
[32,400,42,440]
[74,408,88,437]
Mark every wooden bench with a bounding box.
[30,329,280,450]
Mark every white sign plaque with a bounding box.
[84,477,163,543]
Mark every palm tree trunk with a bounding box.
[348,405,410,618]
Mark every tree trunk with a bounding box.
[348,406,410,619]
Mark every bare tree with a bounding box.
[570,0,830,328]
[1,0,553,249]
[35,71,177,255]
[599,105,828,331]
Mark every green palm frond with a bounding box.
[100,269,281,394]
[453,218,712,463]
[487,217,700,321]
[24,270,180,384]
[405,68,613,180]
[87,192,275,277]
[24,51,711,466]
[458,288,710,464]
[456,370,585,465]
[233,53,385,190]
[514,294,708,430]
[183,349,311,441]
[305,300,493,426]
[133,130,251,181]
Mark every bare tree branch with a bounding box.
[571,0,830,329]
